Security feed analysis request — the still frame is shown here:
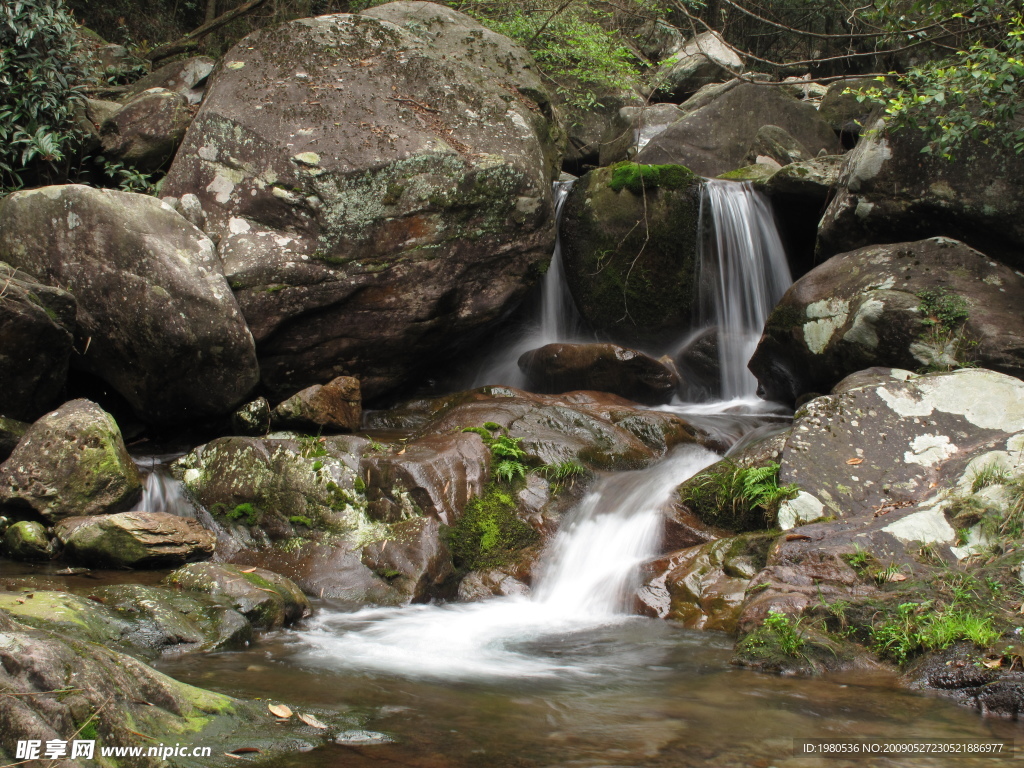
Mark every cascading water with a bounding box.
[131,456,195,517]
[472,179,583,387]
[298,446,719,679]
[696,180,793,400]
[295,178,791,682]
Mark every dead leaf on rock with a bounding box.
[886,573,907,582]
[268,704,292,719]
[298,713,329,729]
[240,567,257,573]
[846,458,863,465]
[983,657,1004,669]
[785,534,812,541]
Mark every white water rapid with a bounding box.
[131,456,195,517]
[298,445,720,679]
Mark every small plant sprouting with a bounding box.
[843,544,872,570]
[915,288,974,372]
[681,461,799,530]
[970,462,1011,494]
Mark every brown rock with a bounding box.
[272,376,362,432]
[55,511,215,568]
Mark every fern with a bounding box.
[494,460,528,483]
[490,435,526,460]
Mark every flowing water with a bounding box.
[131,454,196,518]
[150,181,1024,764]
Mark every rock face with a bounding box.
[55,511,216,568]
[727,369,1024,678]
[745,124,810,167]
[161,3,564,400]
[817,119,1024,268]
[100,87,193,172]
[518,342,678,404]
[748,238,1024,404]
[165,562,310,629]
[560,163,702,346]
[0,185,259,424]
[0,400,142,523]
[0,262,76,422]
[0,608,271,766]
[599,103,686,166]
[0,417,28,463]
[651,31,742,101]
[634,81,841,177]
[272,376,362,432]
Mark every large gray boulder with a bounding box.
[634,81,841,177]
[100,87,193,172]
[748,238,1024,404]
[817,118,1024,268]
[0,399,142,523]
[161,2,565,400]
[0,262,76,422]
[560,163,702,346]
[650,31,743,100]
[0,185,260,423]
[599,103,687,166]
[125,56,215,104]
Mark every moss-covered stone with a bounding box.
[2,520,51,561]
[445,480,539,572]
[561,164,703,347]
[0,399,142,522]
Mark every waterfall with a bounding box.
[696,180,792,400]
[131,457,195,518]
[298,446,720,679]
[471,179,583,387]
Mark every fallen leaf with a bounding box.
[297,713,329,729]
[268,704,292,719]
[240,567,257,573]
[786,533,812,541]
[397,448,405,455]
[846,458,863,465]
[887,573,907,582]
[983,657,1003,669]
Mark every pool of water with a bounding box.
[156,608,1022,768]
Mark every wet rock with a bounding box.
[457,568,531,601]
[125,56,215,105]
[232,396,272,436]
[748,238,1024,404]
[165,562,310,629]
[417,386,708,470]
[272,376,361,433]
[0,185,259,424]
[55,511,215,569]
[3,521,51,561]
[100,87,193,172]
[817,118,1024,268]
[0,607,273,764]
[650,31,742,101]
[907,644,1024,717]
[0,586,250,659]
[561,163,703,347]
[635,81,841,177]
[360,433,490,524]
[0,262,76,422]
[638,533,775,631]
[745,124,811,167]
[0,399,142,523]
[554,76,642,169]
[359,517,455,602]
[0,417,28,463]
[160,3,564,401]
[173,434,454,605]
[518,342,679,404]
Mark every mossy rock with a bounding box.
[3,520,51,561]
[561,163,702,347]
[165,562,311,629]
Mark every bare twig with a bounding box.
[147,0,269,64]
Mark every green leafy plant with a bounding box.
[0,0,86,193]
[444,484,538,571]
[871,600,1001,664]
[914,288,974,371]
[843,544,873,570]
[738,610,806,660]
[971,462,1012,493]
[217,502,261,525]
[681,461,799,530]
[298,434,328,459]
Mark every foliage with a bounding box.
[288,515,313,527]
[681,461,799,531]
[914,288,974,372]
[862,14,1024,160]
[738,610,806,659]
[607,162,696,194]
[871,600,1000,664]
[0,0,85,193]
[460,1,641,110]
[298,434,328,459]
[462,426,531,483]
[210,501,262,525]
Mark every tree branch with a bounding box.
[147,0,270,64]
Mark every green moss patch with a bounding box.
[445,482,538,572]
[608,162,696,194]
